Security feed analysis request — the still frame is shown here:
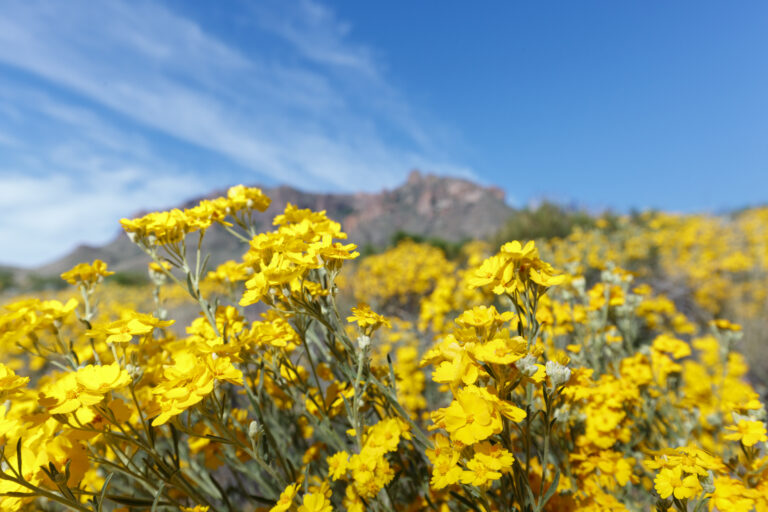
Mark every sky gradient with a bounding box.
[1,1,767,266]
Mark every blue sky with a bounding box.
[1,1,767,266]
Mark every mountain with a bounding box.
[27,171,512,279]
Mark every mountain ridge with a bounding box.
[24,171,512,279]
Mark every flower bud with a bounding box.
[248,420,261,443]
[553,405,571,423]
[545,360,571,389]
[357,335,371,351]
[125,364,143,381]
[517,354,540,378]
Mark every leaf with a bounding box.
[97,473,114,512]
[186,272,195,297]
[150,482,167,512]
[148,417,157,446]
[449,490,481,511]
[247,493,276,505]
[387,353,398,394]
[204,434,235,444]
[107,495,161,506]
[63,459,72,482]
[524,479,537,509]
[201,253,211,277]
[15,438,22,477]
[210,473,234,512]
[539,469,560,510]
[169,423,181,469]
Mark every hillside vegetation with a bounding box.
[1,184,768,511]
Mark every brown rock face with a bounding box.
[32,171,512,276]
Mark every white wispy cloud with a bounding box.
[0,83,209,266]
[252,0,378,74]
[0,169,204,267]
[0,0,473,266]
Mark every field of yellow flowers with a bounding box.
[1,185,767,511]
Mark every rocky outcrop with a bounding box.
[30,171,512,276]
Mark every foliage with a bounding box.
[25,273,69,292]
[105,272,151,288]
[391,231,467,260]
[492,202,595,246]
[1,186,767,512]
[0,270,14,292]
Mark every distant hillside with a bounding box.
[23,171,512,281]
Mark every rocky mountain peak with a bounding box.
[30,173,513,276]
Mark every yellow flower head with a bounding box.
[724,419,768,447]
[270,483,299,512]
[347,303,391,333]
[60,259,114,286]
[654,465,701,500]
[468,240,565,295]
[297,491,333,512]
[431,385,525,446]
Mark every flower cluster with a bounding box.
[1,186,767,512]
[239,204,359,307]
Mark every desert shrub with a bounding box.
[492,202,595,246]
[105,271,151,287]
[0,270,14,292]
[0,186,766,512]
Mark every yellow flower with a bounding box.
[468,240,564,294]
[431,385,525,445]
[347,303,391,332]
[709,477,755,512]
[148,260,172,273]
[85,312,173,344]
[327,451,349,480]
[461,456,502,487]
[432,350,480,386]
[226,184,271,212]
[0,363,28,398]
[40,363,131,415]
[724,419,768,446]
[652,333,691,359]
[60,259,114,286]
[120,195,238,245]
[206,260,249,284]
[298,492,333,512]
[619,353,653,387]
[270,483,299,512]
[472,441,515,471]
[454,305,514,337]
[469,330,528,365]
[711,318,742,331]
[348,451,394,499]
[654,465,701,500]
[426,434,463,489]
[149,352,241,426]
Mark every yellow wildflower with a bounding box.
[724,419,768,446]
[298,492,333,512]
[60,259,114,285]
[654,465,701,500]
[270,483,299,512]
